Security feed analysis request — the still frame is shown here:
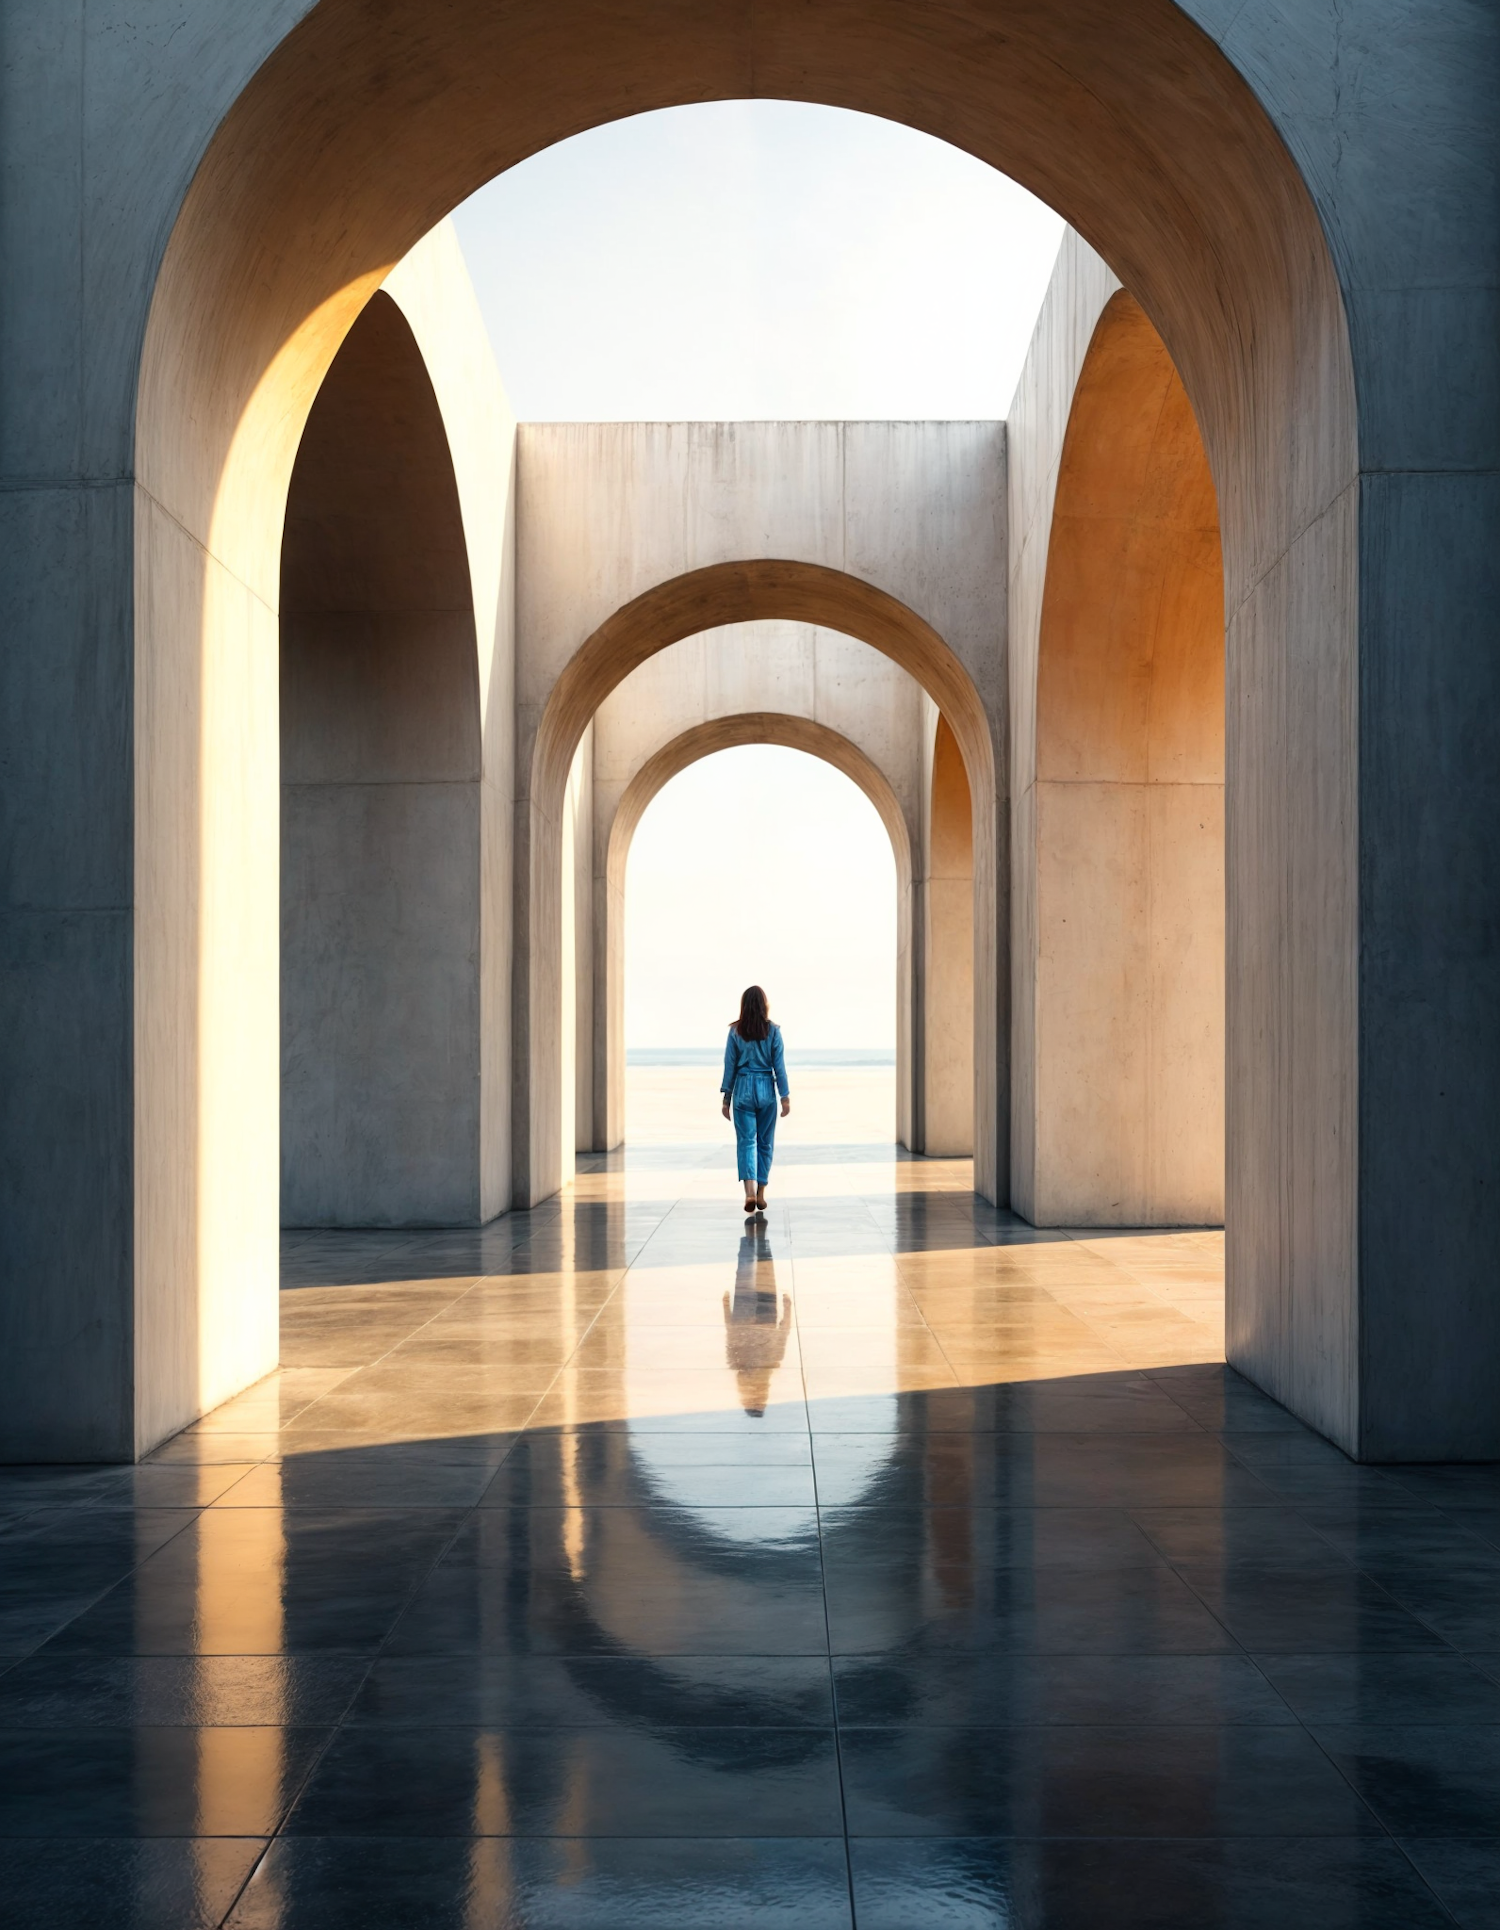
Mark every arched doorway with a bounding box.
[1020,290,1224,1227]
[280,289,485,1228]
[523,559,999,1210]
[599,714,915,1155]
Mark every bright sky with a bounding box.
[452,100,1062,420]
[452,102,1061,1044]
[624,747,896,1049]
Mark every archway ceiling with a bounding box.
[142,0,1352,616]
[532,559,994,824]
[607,711,914,889]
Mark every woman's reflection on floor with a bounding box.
[723,1225,794,1417]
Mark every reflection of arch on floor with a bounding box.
[117,0,1380,1458]
[280,289,485,1229]
[1019,290,1224,1227]
[524,559,998,1209]
[597,714,916,1154]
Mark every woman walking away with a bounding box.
[721,985,791,1216]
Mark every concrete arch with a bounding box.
[600,713,916,1155]
[128,226,514,1453]
[5,0,1498,1472]
[520,558,1000,1209]
[1016,287,1225,1228]
[279,288,486,1229]
[72,0,1413,1460]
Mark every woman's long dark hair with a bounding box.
[734,985,771,1042]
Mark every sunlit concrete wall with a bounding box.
[1012,262,1225,1227]
[564,726,595,1158]
[919,705,975,1157]
[1008,232,1122,1224]
[280,231,516,1232]
[515,421,1006,1205]
[583,621,930,1152]
[381,232,518,1228]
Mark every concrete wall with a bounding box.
[515,421,1006,1209]
[566,726,595,1157]
[280,290,480,1225]
[1014,279,1225,1226]
[585,622,929,1152]
[280,232,515,1232]
[1008,233,1122,1227]
[919,708,975,1157]
[380,231,518,1228]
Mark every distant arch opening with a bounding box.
[598,715,913,1153]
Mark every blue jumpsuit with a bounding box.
[721,1025,790,1186]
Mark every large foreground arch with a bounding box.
[123,0,1373,1463]
[8,0,1495,1460]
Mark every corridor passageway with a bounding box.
[1,1072,1496,1925]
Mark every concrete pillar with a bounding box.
[918,711,975,1156]
[565,728,593,1162]
[279,292,486,1226]
[1019,289,1224,1227]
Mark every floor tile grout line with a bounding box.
[839,1180,1470,1892]
[21,1149,1498,1912]
[0,1492,220,1677]
[788,1191,864,1930]
[1159,1539,1469,1907]
[201,1278,486,1450]
[266,1181,679,1456]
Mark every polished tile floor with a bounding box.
[3,1071,1500,1926]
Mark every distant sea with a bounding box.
[628,1046,896,1067]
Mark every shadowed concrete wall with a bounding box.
[919,710,975,1157]
[564,726,594,1159]
[6,0,1496,1460]
[280,290,484,1226]
[515,421,1005,1210]
[1018,284,1224,1226]
[585,621,927,1153]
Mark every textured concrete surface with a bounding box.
[919,711,976,1157]
[280,288,482,1228]
[1019,289,1224,1227]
